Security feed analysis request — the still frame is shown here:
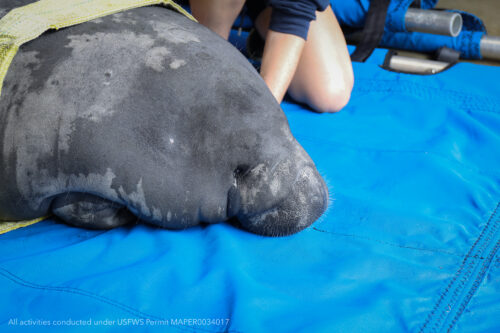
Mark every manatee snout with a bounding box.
[229,156,329,237]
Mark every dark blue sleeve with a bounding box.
[268,0,330,40]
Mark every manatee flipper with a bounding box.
[51,193,136,229]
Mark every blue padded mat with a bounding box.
[1,48,499,333]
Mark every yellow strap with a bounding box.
[0,0,195,233]
[0,216,50,235]
[0,0,195,97]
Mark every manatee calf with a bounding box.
[0,2,328,236]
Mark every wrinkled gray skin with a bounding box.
[0,2,328,236]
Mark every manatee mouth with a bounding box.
[227,164,329,237]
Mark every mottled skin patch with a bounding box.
[0,2,328,236]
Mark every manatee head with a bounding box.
[0,3,328,236]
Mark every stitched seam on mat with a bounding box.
[419,201,500,333]
[356,78,499,108]
[0,267,239,333]
[313,227,467,258]
[447,239,500,332]
[355,78,500,115]
[356,80,500,115]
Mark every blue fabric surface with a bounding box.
[381,10,487,59]
[1,48,499,332]
[330,0,487,59]
[330,0,438,32]
[381,29,485,60]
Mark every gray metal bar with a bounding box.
[388,55,449,74]
[405,8,463,37]
[480,35,500,61]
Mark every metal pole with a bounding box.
[388,55,449,74]
[480,35,500,61]
[405,8,463,37]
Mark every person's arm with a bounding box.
[256,0,329,103]
[259,30,305,103]
[189,0,245,39]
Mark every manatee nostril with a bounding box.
[233,164,250,178]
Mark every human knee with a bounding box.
[309,79,353,113]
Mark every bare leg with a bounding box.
[189,0,245,39]
[255,6,354,113]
